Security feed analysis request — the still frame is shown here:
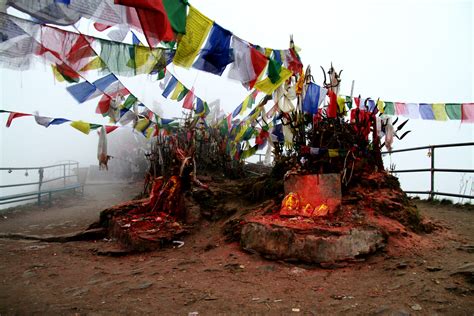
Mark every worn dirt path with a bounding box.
[0,183,472,315]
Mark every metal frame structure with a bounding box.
[383,142,474,200]
[0,161,82,206]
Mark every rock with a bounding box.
[257,265,276,272]
[128,281,153,290]
[288,267,306,275]
[450,262,474,283]
[224,263,245,272]
[240,222,385,263]
[410,304,422,311]
[22,270,36,278]
[396,262,408,269]
[457,245,474,253]
[71,287,89,297]
[426,266,442,272]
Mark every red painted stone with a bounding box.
[283,174,341,216]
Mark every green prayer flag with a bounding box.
[157,69,166,80]
[122,95,137,110]
[445,103,462,120]
[267,58,282,84]
[177,87,189,101]
[345,96,353,110]
[89,124,102,130]
[384,102,395,115]
[163,0,188,34]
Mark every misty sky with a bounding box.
[0,0,473,197]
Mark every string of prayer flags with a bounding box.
[173,6,213,68]
[193,23,234,76]
[162,76,179,98]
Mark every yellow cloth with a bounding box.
[79,57,104,72]
[265,48,272,57]
[377,100,385,113]
[144,125,155,138]
[70,121,90,135]
[337,96,346,114]
[135,46,162,74]
[239,93,254,115]
[170,81,185,100]
[135,118,150,132]
[328,149,339,158]
[295,70,305,95]
[432,103,448,121]
[173,6,213,68]
[254,67,292,95]
[51,65,65,82]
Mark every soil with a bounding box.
[0,181,472,315]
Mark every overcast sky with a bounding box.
[1,0,472,197]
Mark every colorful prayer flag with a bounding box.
[432,103,447,121]
[5,112,31,127]
[419,103,434,120]
[173,6,213,68]
[445,103,462,120]
[70,120,91,134]
[254,67,292,95]
[461,103,474,123]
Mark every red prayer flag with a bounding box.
[248,48,268,89]
[182,88,194,110]
[461,103,474,123]
[96,95,111,115]
[6,112,31,127]
[115,0,174,46]
[327,90,338,118]
[105,126,119,134]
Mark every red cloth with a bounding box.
[182,88,194,110]
[6,112,31,127]
[248,48,268,89]
[96,95,111,114]
[115,0,174,46]
[462,103,474,123]
[255,130,269,145]
[350,109,372,140]
[287,48,303,75]
[105,126,119,134]
[327,90,337,118]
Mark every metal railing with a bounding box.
[382,142,474,200]
[0,161,81,206]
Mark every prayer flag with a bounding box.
[254,67,291,95]
[377,100,385,113]
[395,102,407,116]
[384,102,395,115]
[232,103,243,118]
[432,103,447,121]
[248,47,268,89]
[302,83,327,115]
[173,6,213,68]
[406,103,420,119]
[66,81,98,103]
[170,81,185,100]
[162,76,178,98]
[419,103,435,120]
[34,112,53,127]
[105,126,119,134]
[193,23,234,76]
[327,90,337,118]
[182,88,194,110]
[267,58,282,84]
[70,120,91,134]
[228,37,255,85]
[461,103,474,123]
[163,0,188,34]
[445,103,462,120]
[115,0,174,46]
[5,112,31,127]
[47,118,70,126]
[337,96,346,114]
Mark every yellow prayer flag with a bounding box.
[79,57,105,72]
[170,82,185,100]
[51,65,65,82]
[135,118,150,132]
[144,125,155,139]
[265,48,272,57]
[337,96,346,114]
[432,103,448,121]
[254,67,292,95]
[173,6,213,68]
[328,149,339,158]
[135,46,162,74]
[377,100,385,113]
[70,121,91,135]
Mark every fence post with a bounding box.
[430,146,435,200]
[63,164,66,187]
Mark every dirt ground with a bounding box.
[0,181,472,315]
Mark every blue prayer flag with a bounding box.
[192,23,234,76]
[302,83,321,115]
[419,103,435,120]
[66,81,97,103]
[47,118,70,126]
[162,76,178,98]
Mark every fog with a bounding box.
[0,0,473,204]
